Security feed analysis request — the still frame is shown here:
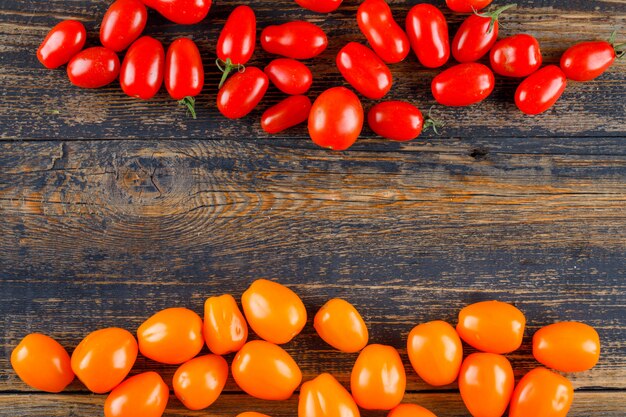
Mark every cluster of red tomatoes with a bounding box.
[12,278,601,417]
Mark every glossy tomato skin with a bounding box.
[490,34,542,77]
[336,42,392,99]
[232,340,302,400]
[104,372,169,417]
[203,294,248,355]
[295,0,342,13]
[446,0,492,13]
[452,14,499,63]
[388,404,437,417]
[368,101,423,141]
[458,353,514,417]
[351,344,406,410]
[217,6,256,65]
[173,354,228,410]
[11,334,74,393]
[100,0,147,52]
[265,58,313,95]
[299,373,360,417]
[120,36,164,99]
[533,321,600,372]
[406,4,449,68]
[37,20,86,69]
[67,47,120,88]
[432,63,494,106]
[261,95,312,134]
[141,0,211,25]
[261,22,328,60]
[515,65,567,115]
[314,298,368,353]
[309,87,364,151]
[509,367,573,417]
[560,41,616,81]
[71,327,138,393]
[165,38,204,100]
[357,0,410,64]
[217,67,269,119]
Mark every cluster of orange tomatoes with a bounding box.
[12,279,600,417]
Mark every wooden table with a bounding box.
[1,0,625,415]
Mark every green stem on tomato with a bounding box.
[608,31,626,59]
[178,96,197,119]
[216,58,246,89]
[423,107,444,135]
[475,3,517,34]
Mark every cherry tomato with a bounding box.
[357,0,410,64]
[100,0,147,52]
[120,36,164,100]
[313,298,368,353]
[11,333,74,393]
[294,0,342,13]
[490,34,542,77]
[388,404,436,417]
[432,63,494,106]
[261,22,328,60]
[336,42,392,99]
[308,87,363,151]
[456,300,526,354]
[232,340,302,400]
[406,4,449,68]
[137,307,204,364]
[351,344,406,410]
[533,321,600,372]
[261,95,312,134]
[71,327,137,393]
[560,34,623,81]
[165,38,204,118]
[446,0,492,13]
[407,320,462,386]
[509,367,573,417]
[141,0,211,25]
[299,373,360,417]
[241,278,307,343]
[203,294,248,355]
[217,67,269,119]
[67,47,120,89]
[173,354,228,410]
[368,101,432,141]
[264,58,313,95]
[37,20,86,69]
[216,5,256,88]
[104,371,169,417]
[458,353,514,417]
[515,65,567,115]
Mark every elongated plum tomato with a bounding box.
[173,354,228,410]
[216,5,256,88]
[357,0,410,64]
[336,42,392,99]
[515,65,567,115]
[314,298,368,353]
[137,307,204,364]
[388,404,437,417]
[560,37,622,81]
[446,0,492,13]
[37,20,86,69]
[261,95,312,134]
[490,34,542,77]
[456,300,526,353]
[241,279,307,344]
[217,67,269,120]
[368,101,426,141]
[261,22,328,60]
[100,0,147,52]
[432,63,494,106]
[120,36,164,100]
[141,0,211,25]
[265,58,313,95]
[165,38,204,117]
[351,344,406,410]
[533,321,600,372]
[11,333,74,392]
[406,4,449,68]
[67,47,120,88]
[509,367,573,417]
[299,373,360,417]
[232,340,302,400]
[203,294,248,355]
[294,0,342,13]
[308,87,364,151]
[71,327,137,393]
[458,353,514,417]
[104,372,169,417]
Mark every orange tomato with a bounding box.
[299,373,360,417]
[104,371,169,417]
[204,294,248,355]
[407,320,463,386]
[71,327,137,393]
[458,353,514,417]
[173,354,228,410]
[237,413,272,417]
[388,404,437,417]
[509,367,573,417]
[137,307,204,364]
[11,333,74,392]
[314,298,368,353]
[456,300,526,354]
[533,321,600,372]
[232,340,302,400]
[351,344,406,410]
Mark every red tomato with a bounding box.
[264,58,313,95]
[141,0,211,25]
[104,372,169,417]
[458,353,514,417]
[173,355,228,410]
[560,35,621,81]
[37,20,86,69]
[509,367,573,417]
[203,294,248,355]
[533,321,601,372]
[120,36,164,100]
[294,0,342,13]
[67,47,120,89]
[357,0,410,64]
[217,67,269,119]
[100,0,147,52]
[336,42,392,99]
[261,95,312,134]
[490,34,542,77]
[515,65,567,115]
[299,373,360,417]
[388,404,436,417]
[432,63,494,106]
[446,0,492,13]
[261,22,328,60]
[406,4,449,68]
[368,101,429,141]
[308,87,363,151]
[165,38,204,118]
[216,5,256,88]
